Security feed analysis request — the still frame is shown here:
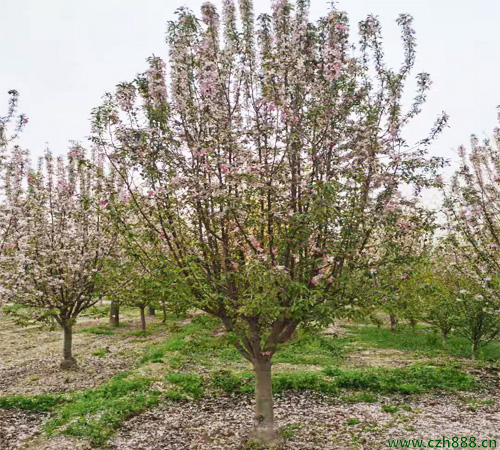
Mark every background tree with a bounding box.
[91,0,446,443]
[0,91,29,306]
[443,113,500,358]
[0,148,117,369]
[414,256,460,344]
[363,198,436,331]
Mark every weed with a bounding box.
[346,418,360,426]
[381,404,398,413]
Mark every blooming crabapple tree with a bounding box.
[91,0,446,443]
[409,253,460,345]
[0,91,29,297]
[1,148,117,369]
[443,114,500,358]
[358,197,436,331]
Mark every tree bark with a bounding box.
[442,329,448,345]
[251,359,278,445]
[389,314,398,332]
[162,303,167,323]
[148,305,155,316]
[139,306,147,332]
[471,341,478,360]
[60,322,77,370]
[109,301,120,328]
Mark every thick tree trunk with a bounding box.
[109,301,120,328]
[389,314,398,332]
[251,359,278,445]
[139,306,147,332]
[148,305,155,316]
[60,323,77,370]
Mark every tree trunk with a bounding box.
[148,305,155,316]
[471,341,478,360]
[60,322,77,370]
[109,301,120,328]
[442,329,448,345]
[389,314,398,332]
[251,359,278,445]
[139,306,147,332]
[162,303,167,323]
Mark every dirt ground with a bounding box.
[0,315,168,396]
[0,315,499,450]
[1,391,499,450]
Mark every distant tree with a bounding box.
[0,148,117,369]
[410,253,460,344]
[91,1,446,443]
[0,91,29,306]
[443,113,500,358]
[364,198,436,331]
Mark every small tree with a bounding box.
[92,1,446,443]
[455,287,500,359]
[410,255,460,344]
[363,198,436,331]
[1,148,117,369]
[443,113,500,358]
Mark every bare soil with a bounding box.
[0,315,168,396]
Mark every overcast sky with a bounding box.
[1,0,499,173]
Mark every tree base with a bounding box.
[60,358,78,370]
[249,428,283,448]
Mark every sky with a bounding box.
[1,0,499,184]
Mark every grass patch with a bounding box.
[92,348,110,357]
[208,364,472,396]
[381,404,398,413]
[279,422,302,439]
[273,331,349,366]
[324,365,473,394]
[44,373,160,446]
[0,393,66,412]
[80,325,115,336]
[349,326,500,361]
[140,314,242,368]
[341,392,378,403]
[165,372,204,400]
[346,418,360,426]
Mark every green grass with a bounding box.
[273,331,349,366]
[0,314,484,448]
[92,348,110,357]
[140,315,349,372]
[381,404,398,413]
[164,372,204,400]
[279,422,302,439]
[324,365,473,394]
[207,364,473,396]
[140,314,242,368]
[0,393,66,412]
[44,373,160,446]
[80,325,115,336]
[349,326,500,361]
